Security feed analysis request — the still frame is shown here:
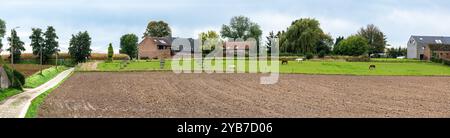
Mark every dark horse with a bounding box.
[369,65,376,70]
[281,59,289,65]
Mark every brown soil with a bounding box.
[38,72,450,118]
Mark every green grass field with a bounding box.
[0,88,22,102]
[24,66,69,88]
[96,59,450,76]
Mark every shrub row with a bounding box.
[1,53,129,61]
[430,57,450,66]
[345,56,370,62]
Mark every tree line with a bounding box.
[0,16,395,65]
[123,16,390,59]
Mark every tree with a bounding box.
[333,35,369,56]
[119,34,139,60]
[42,26,59,64]
[357,24,387,57]
[220,16,262,41]
[277,30,286,52]
[30,28,45,63]
[31,27,59,64]
[265,31,278,53]
[315,33,333,56]
[0,19,5,49]
[107,43,114,62]
[334,36,344,46]
[265,31,277,47]
[7,29,25,63]
[221,16,263,53]
[199,30,220,52]
[386,47,407,58]
[200,30,219,44]
[143,21,171,38]
[69,31,92,63]
[281,18,327,54]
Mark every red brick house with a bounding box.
[223,41,256,56]
[138,37,172,59]
[423,44,450,60]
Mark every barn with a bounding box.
[407,35,450,60]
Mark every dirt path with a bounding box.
[0,68,74,118]
[38,72,450,118]
[78,61,101,71]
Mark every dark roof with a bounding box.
[411,35,450,46]
[150,37,172,46]
[428,44,450,51]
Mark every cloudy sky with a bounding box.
[1,0,450,53]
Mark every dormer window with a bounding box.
[435,39,442,44]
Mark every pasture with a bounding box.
[96,59,450,76]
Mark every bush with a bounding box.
[431,57,443,64]
[318,51,326,58]
[13,70,25,86]
[305,53,314,60]
[2,66,25,90]
[107,43,114,62]
[345,56,370,62]
[334,35,369,56]
[444,59,450,66]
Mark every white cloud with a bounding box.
[379,9,450,47]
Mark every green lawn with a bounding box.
[0,88,22,102]
[24,66,69,88]
[97,59,450,76]
[280,61,450,76]
[97,60,172,71]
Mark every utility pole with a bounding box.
[55,52,58,69]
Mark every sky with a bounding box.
[1,0,450,53]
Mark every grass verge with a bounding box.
[0,88,22,102]
[25,71,73,118]
[24,66,69,88]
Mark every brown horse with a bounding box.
[281,59,288,65]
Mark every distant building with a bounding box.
[407,35,450,59]
[222,41,257,56]
[424,44,450,61]
[138,37,198,59]
[138,37,173,59]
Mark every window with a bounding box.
[158,45,164,50]
[159,40,167,44]
[435,39,443,44]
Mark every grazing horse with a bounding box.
[281,59,289,65]
[369,65,376,70]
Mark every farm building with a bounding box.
[407,35,450,60]
[138,37,259,59]
[138,37,195,59]
[423,44,450,61]
[223,41,257,56]
[138,37,173,59]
